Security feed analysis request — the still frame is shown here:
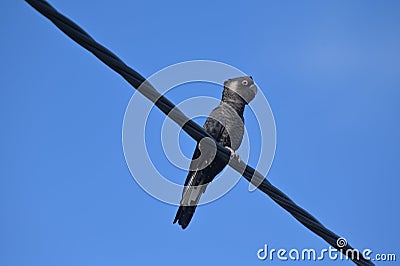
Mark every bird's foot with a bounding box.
[225,146,240,162]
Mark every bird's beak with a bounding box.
[249,84,258,95]
[241,83,258,104]
[249,84,258,97]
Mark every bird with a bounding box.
[173,76,258,229]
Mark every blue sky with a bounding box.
[1,0,400,265]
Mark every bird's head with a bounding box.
[222,76,258,104]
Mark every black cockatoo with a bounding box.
[174,76,258,229]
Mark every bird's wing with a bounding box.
[174,112,231,228]
[181,116,230,198]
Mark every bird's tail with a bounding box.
[173,183,206,229]
[173,205,197,229]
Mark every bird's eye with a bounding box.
[241,80,248,86]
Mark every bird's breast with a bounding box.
[209,104,245,151]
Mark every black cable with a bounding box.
[24,1,374,265]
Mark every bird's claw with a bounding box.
[225,146,240,162]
